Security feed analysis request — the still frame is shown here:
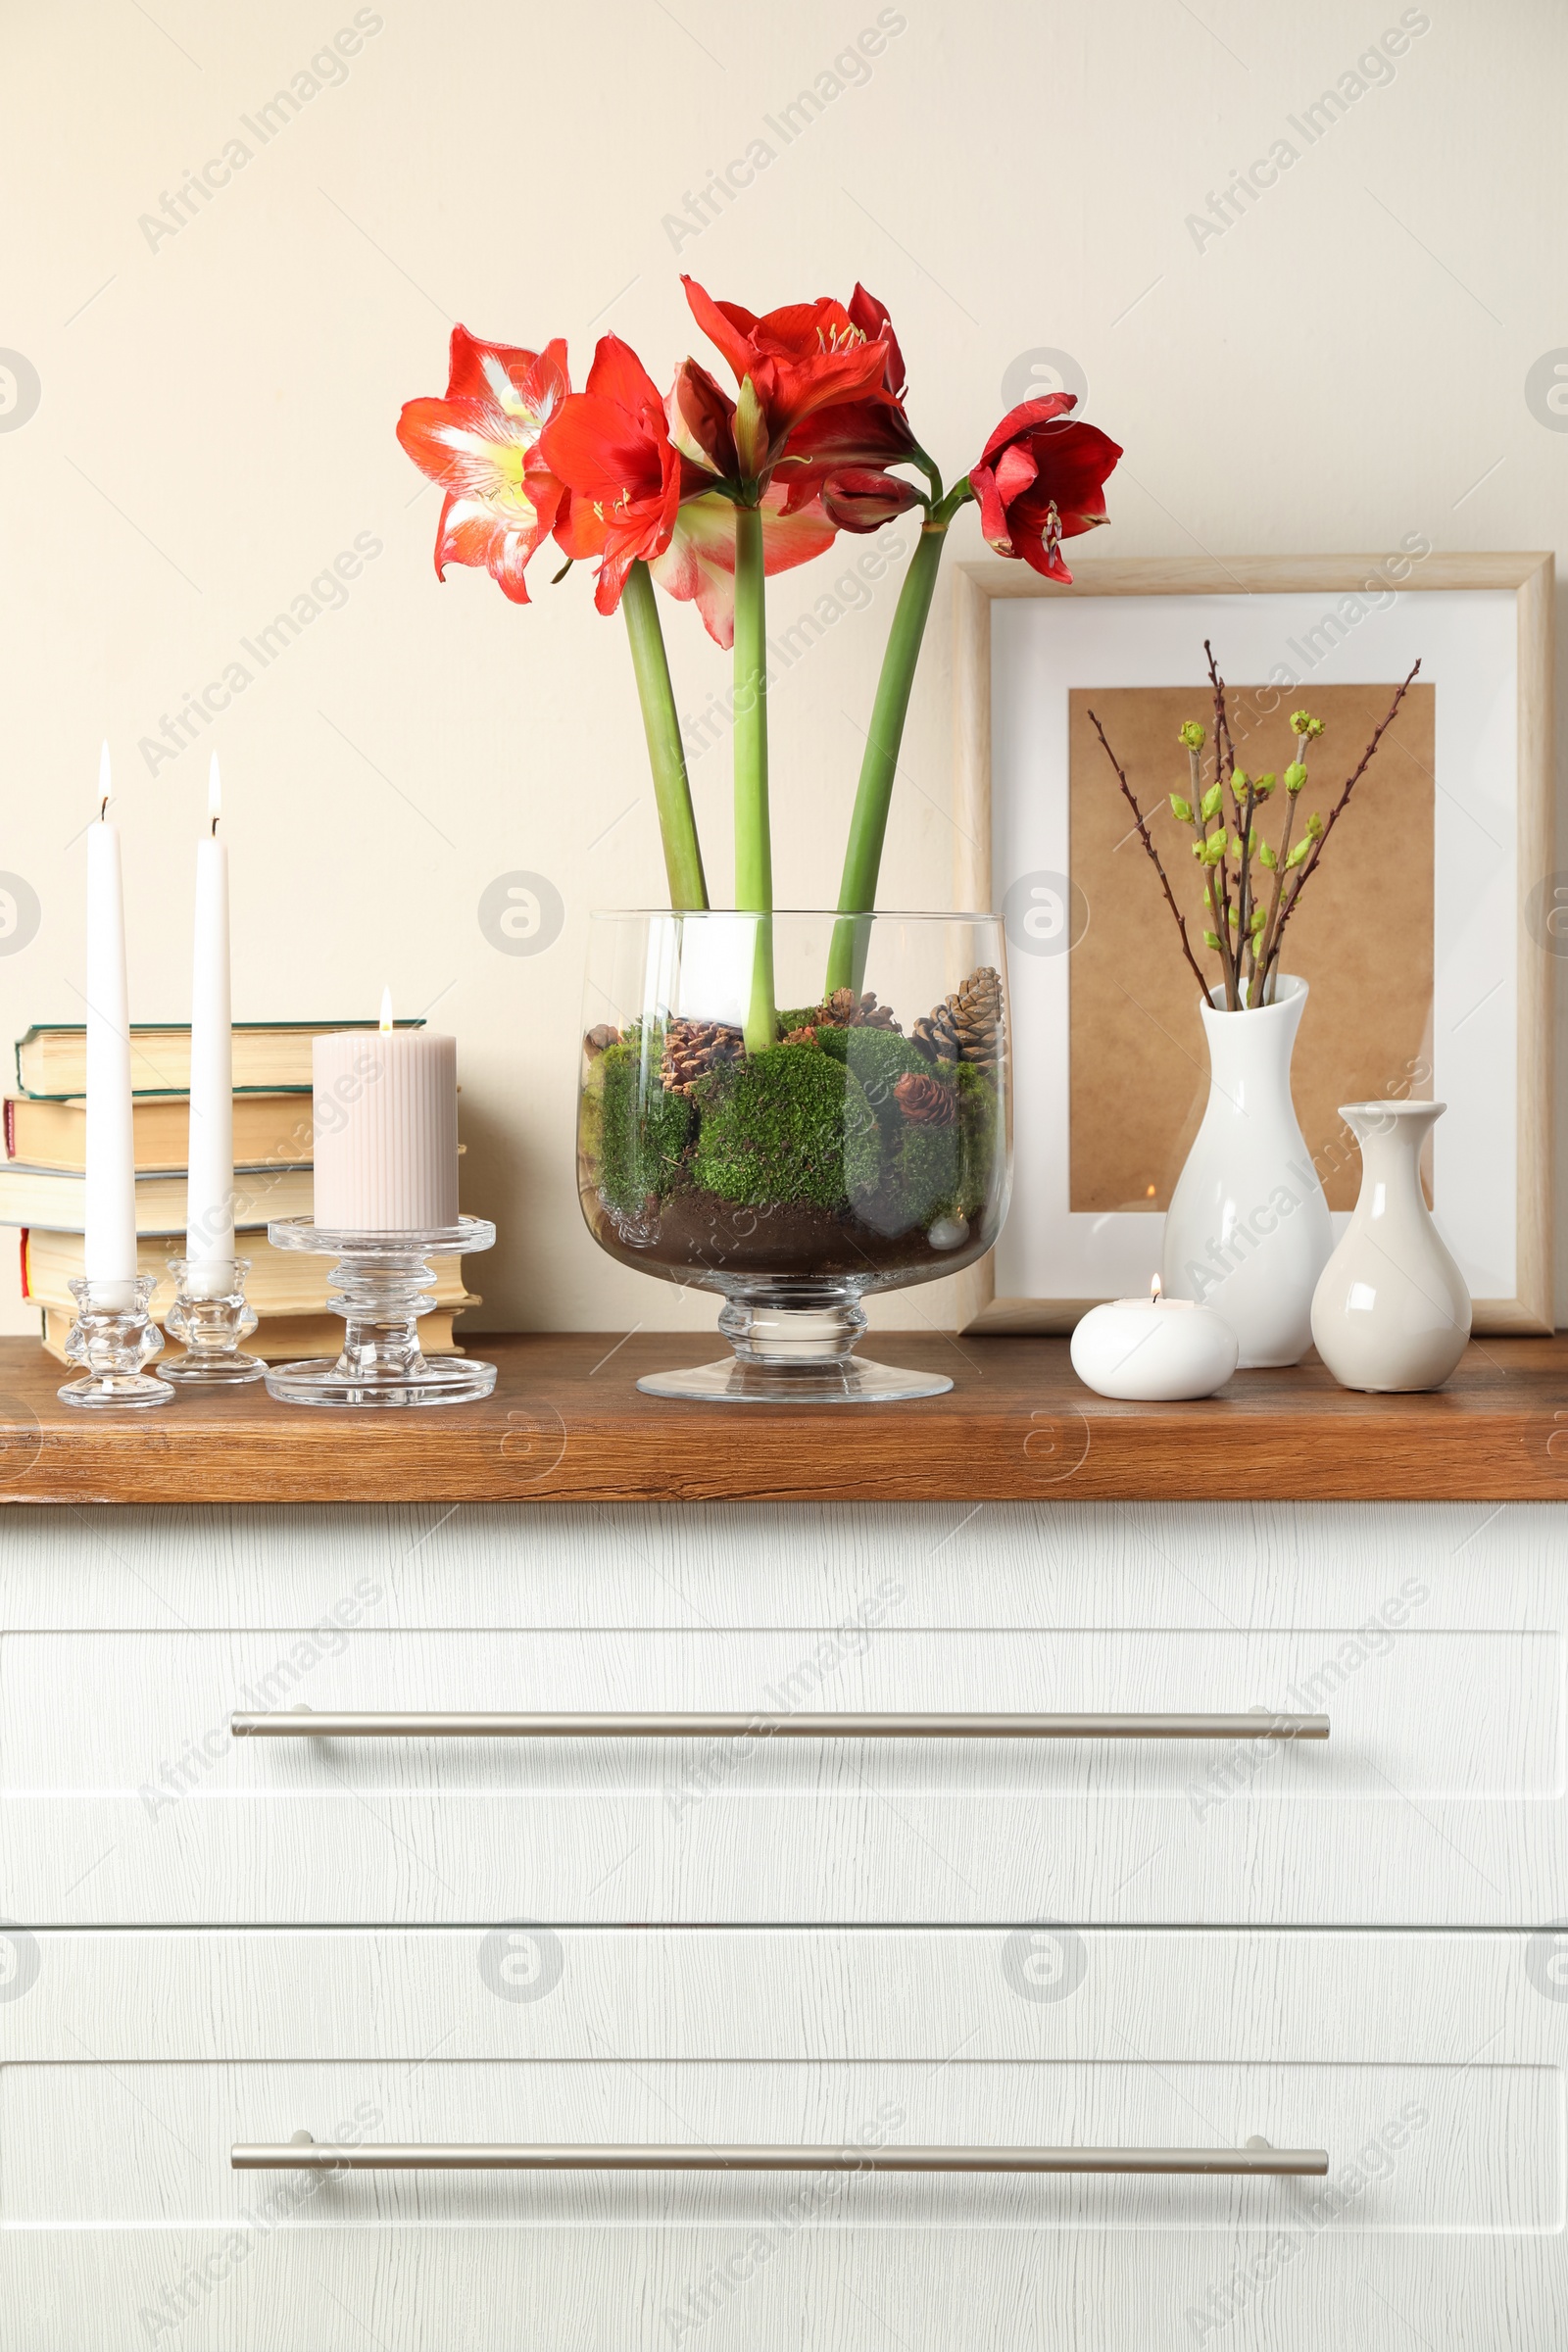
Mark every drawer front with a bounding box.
[1,1928,1564,2348]
[5,1600,1564,1925]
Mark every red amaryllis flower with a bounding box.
[770,284,924,529]
[396,326,570,603]
[645,481,837,649]
[969,397,1122,584]
[815,467,923,533]
[539,336,709,615]
[666,356,742,482]
[542,336,837,645]
[681,275,896,477]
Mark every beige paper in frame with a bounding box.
[951,555,1554,1336]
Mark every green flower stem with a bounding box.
[620,559,708,910]
[732,502,775,1051]
[826,483,972,994]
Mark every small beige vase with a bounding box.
[1309,1101,1471,1393]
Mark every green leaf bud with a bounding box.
[1258,841,1278,870]
[1169,793,1194,823]
[1253,771,1277,797]
[1284,761,1307,794]
[1178,721,1206,750]
[1285,835,1311,869]
[1202,930,1221,950]
[1304,809,1325,841]
[1200,782,1223,821]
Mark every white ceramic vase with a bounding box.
[1309,1100,1471,1392]
[1160,975,1332,1368]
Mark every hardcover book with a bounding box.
[4,1094,314,1174]
[21,1228,474,1321]
[38,1305,466,1365]
[0,1163,315,1235]
[14,1018,425,1100]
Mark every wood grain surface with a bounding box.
[5,1928,1565,2349]
[0,1331,1565,1504]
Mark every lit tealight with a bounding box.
[1069,1276,1239,1401]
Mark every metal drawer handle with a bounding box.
[233,2132,1327,2178]
[231,1706,1329,1741]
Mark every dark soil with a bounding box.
[581,1181,1003,1287]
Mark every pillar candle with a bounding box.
[84,744,137,1307]
[312,990,459,1230]
[184,754,235,1295]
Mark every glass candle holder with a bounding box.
[164,1256,266,1384]
[263,1217,496,1407]
[58,1273,174,1409]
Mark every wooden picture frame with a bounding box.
[952,554,1555,1336]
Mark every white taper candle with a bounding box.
[84,743,137,1306]
[184,752,234,1294]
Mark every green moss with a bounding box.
[849,1028,932,1125]
[692,1044,880,1209]
[955,1063,1001,1218]
[857,1116,961,1235]
[594,1038,694,1215]
[775,1005,822,1038]
[577,1050,607,1186]
[851,1063,999,1237]
[809,1022,932,1126]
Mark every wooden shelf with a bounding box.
[0,1332,1564,1505]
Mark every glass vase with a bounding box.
[578,910,1011,1401]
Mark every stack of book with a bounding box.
[4,1022,478,1362]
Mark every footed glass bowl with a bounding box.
[578,910,1011,1401]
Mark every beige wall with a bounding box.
[3,0,1563,1337]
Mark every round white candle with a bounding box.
[184,755,235,1295]
[84,745,137,1308]
[1070,1280,1239,1400]
[312,990,459,1231]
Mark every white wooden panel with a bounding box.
[0,1928,1563,2349]
[4,1559,1562,1924]
[1,1499,1561,1635]
[3,2058,1551,2230]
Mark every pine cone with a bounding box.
[660,1017,743,1097]
[782,1025,820,1047]
[894,1071,957,1126]
[583,1024,621,1059]
[912,965,1004,1071]
[815,987,902,1033]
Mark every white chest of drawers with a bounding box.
[2,1491,1566,2348]
[2,1499,1565,1927]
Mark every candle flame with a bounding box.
[379,984,394,1034]
[1151,1274,1162,1302]
[208,752,221,833]
[98,739,112,821]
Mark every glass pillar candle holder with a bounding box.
[58,1273,174,1408]
[164,1257,266,1384]
[263,1217,496,1407]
